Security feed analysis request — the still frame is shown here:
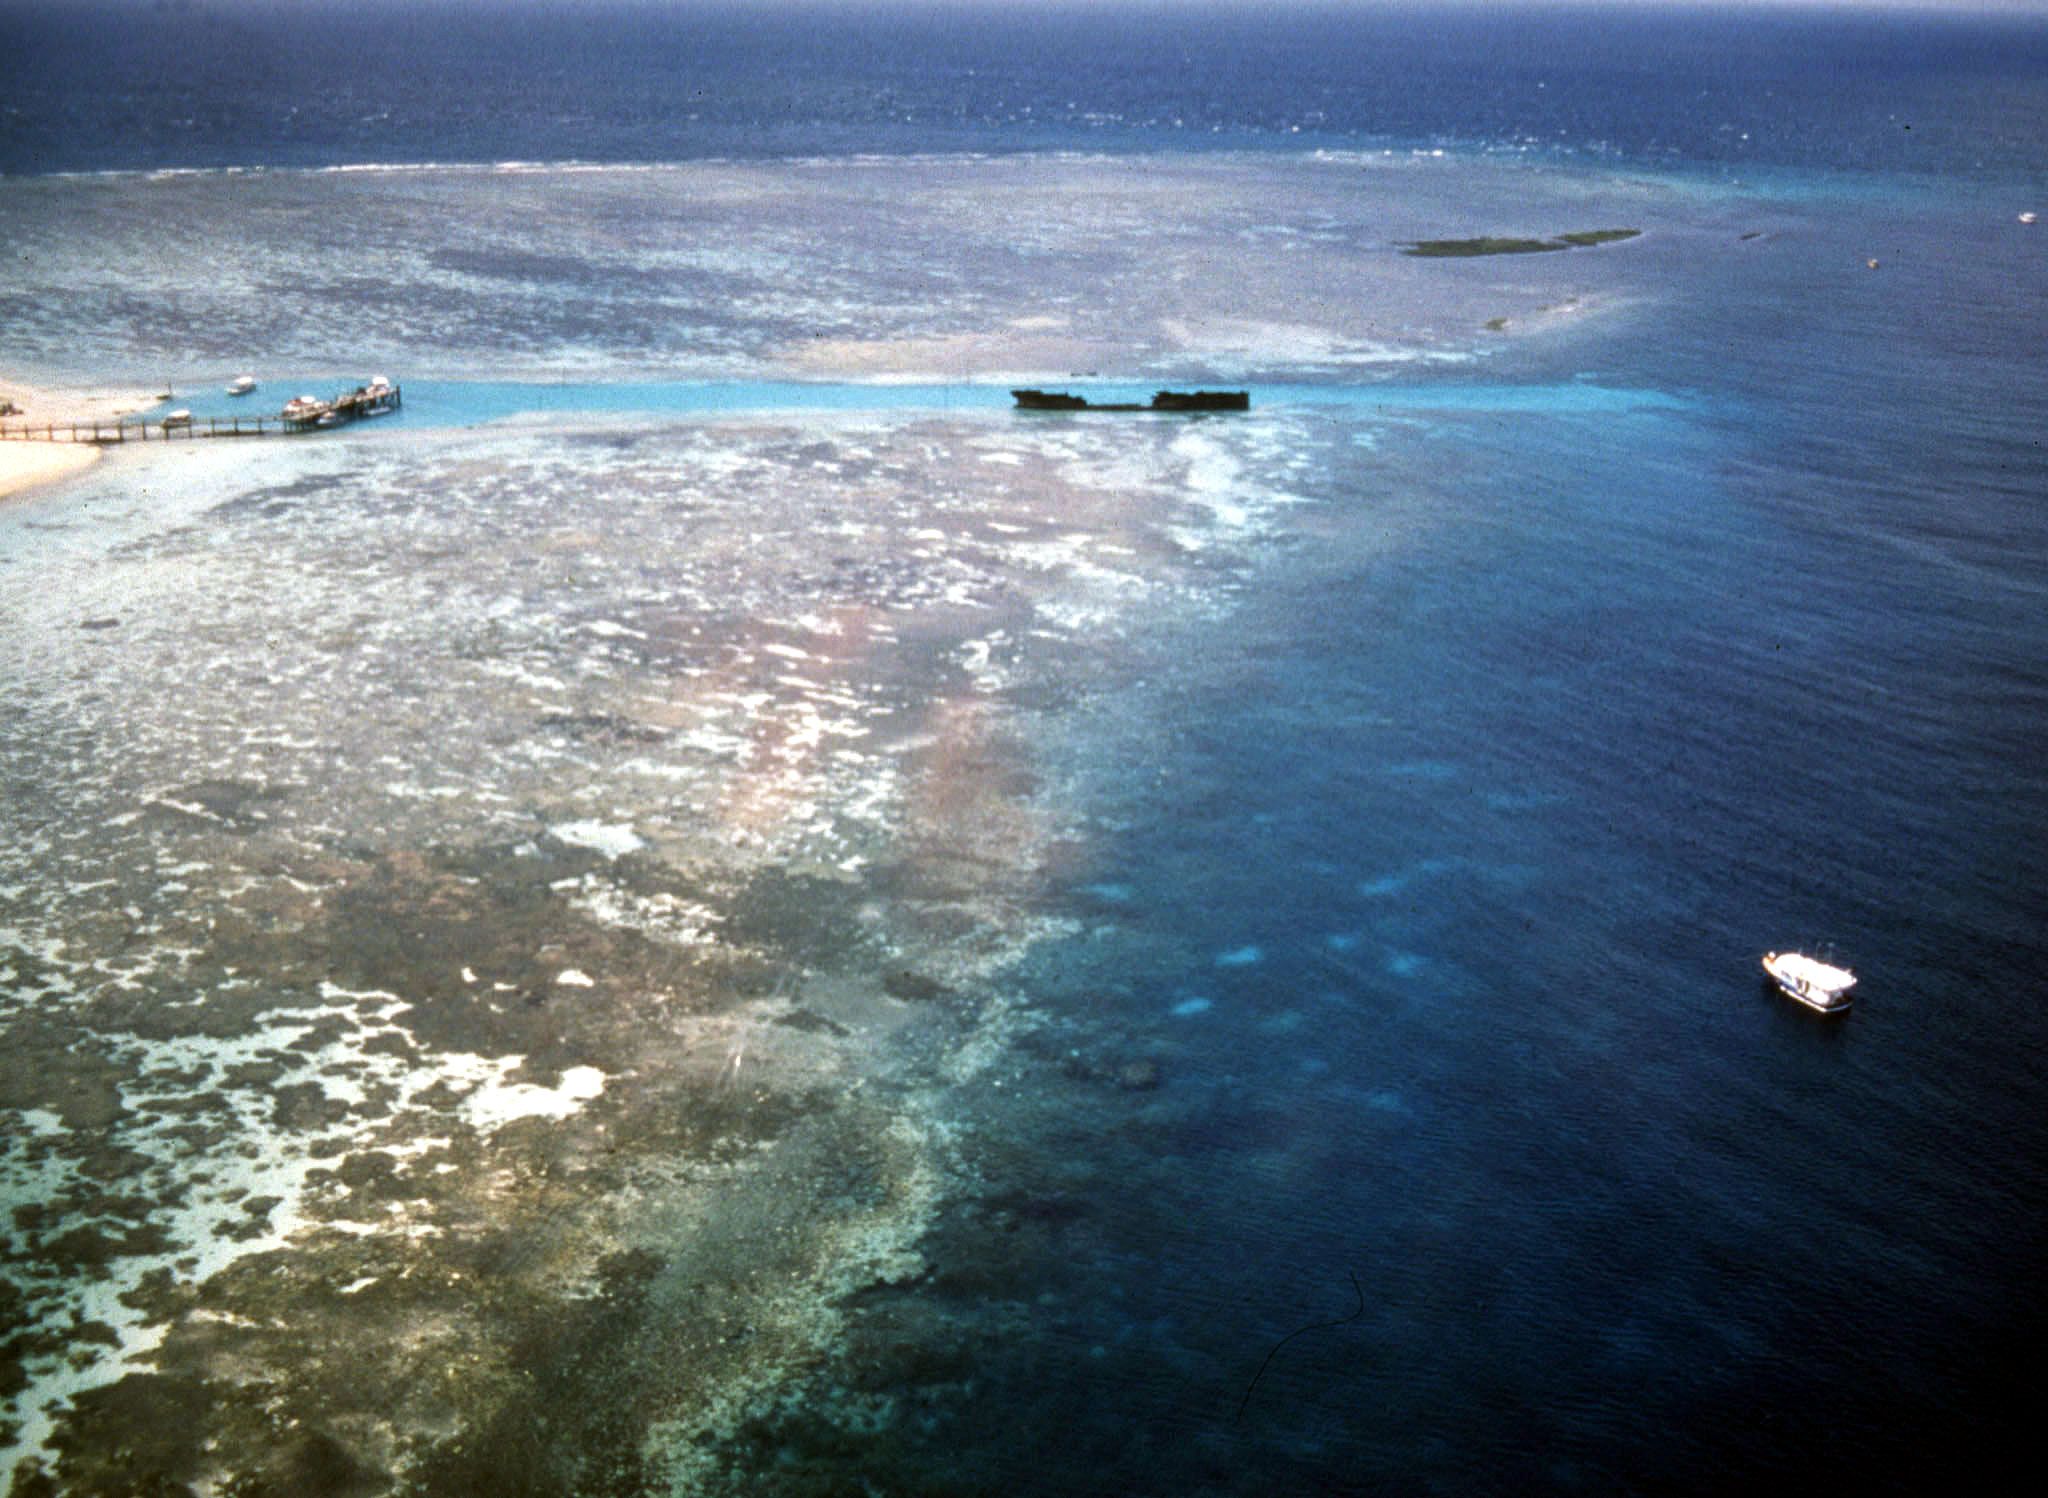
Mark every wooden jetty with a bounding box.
[0,381,401,445]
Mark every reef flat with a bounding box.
[0,397,1380,1491]
[1,150,1696,1493]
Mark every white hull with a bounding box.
[1763,952,1855,1014]
[1770,976,1852,1013]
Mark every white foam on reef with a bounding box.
[1158,315,1442,372]
[1081,881,1135,903]
[1003,528,1155,634]
[0,998,393,1464]
[0,959,627,1469]
[560,874,725,948]
[549,820,646,858]
[463,1062,608,1129]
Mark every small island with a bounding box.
[1404,228,1642,257]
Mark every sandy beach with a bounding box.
[0,377,160,500]
[0,443,101,500]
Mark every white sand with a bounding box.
[0,376,160,500]
[0,442,100,500]
[0,375,160,426]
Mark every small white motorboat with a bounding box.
[161,408,192,430]
[1762,951,1856,1014]
[226,375,258,396]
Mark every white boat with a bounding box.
[1762,951,1856,1014]
[161,409,192,429]
[281,395,324,420]
[226,375,258,396]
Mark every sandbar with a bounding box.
[0,441,100,500]
[0,377,160,499]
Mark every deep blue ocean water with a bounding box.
[4,0,2048,180]
[3,3,2046,1494]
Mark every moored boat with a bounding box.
[1762,951,1856,1013]
[1149,389,1251,411]
[1012,389,1120,411]
[1012,388,1250,413]
[279,378,401,430]
[161,408,192,430]
[226,375,258,397]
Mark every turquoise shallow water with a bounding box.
[141,377,1695,429]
